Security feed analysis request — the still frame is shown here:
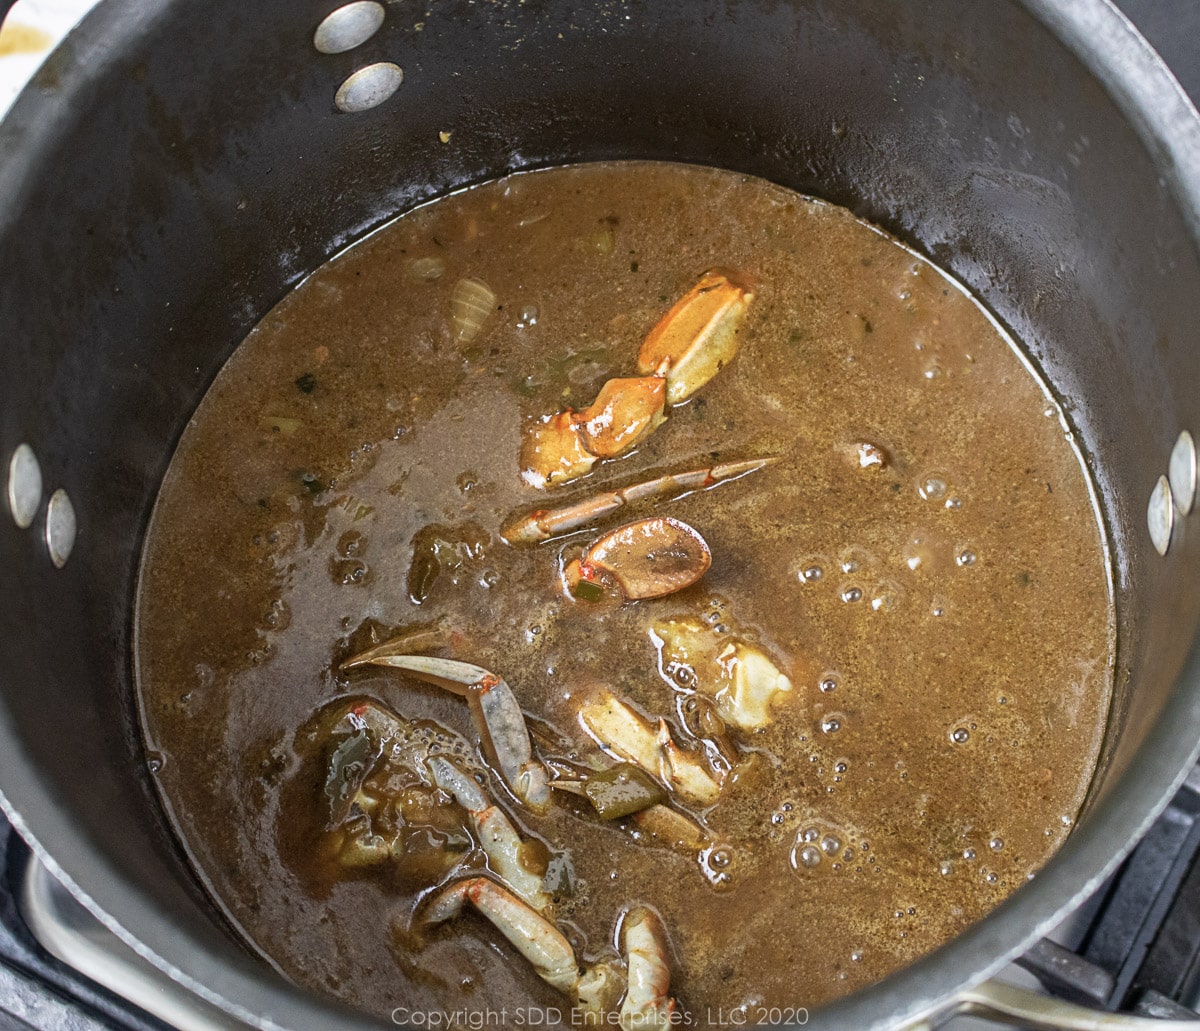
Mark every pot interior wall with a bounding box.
[1,0,1199,1025]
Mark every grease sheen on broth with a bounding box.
[134,162,1113,1020]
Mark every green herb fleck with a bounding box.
[295,372,317,394]
[630,260,639,273]
[300,472,322,494]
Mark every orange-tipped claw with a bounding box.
[519,270,752,491]
[637,270,754,405]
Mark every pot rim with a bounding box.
[1,1,1199,1028]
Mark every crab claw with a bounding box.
[637,270,754,405]
[620,906,676,1031]
[579,693,722,806]
[564,517,711,602]
[427,756,551,913]
[518,271,752,490]
[519,377,666,490]
[344,653,553,814]
[575,376,667,458]
[422,878,581,995]
[651,618,793,731]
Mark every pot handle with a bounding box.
[912,978,1200,1030]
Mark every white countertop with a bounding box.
[0,0,101,121]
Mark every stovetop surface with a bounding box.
[1,0,1199,1029]
[0,822,167,1031]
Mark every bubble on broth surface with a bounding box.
[870,581,901,612]
[918,474,949,501]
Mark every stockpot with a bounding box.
[2,1,1200,1028]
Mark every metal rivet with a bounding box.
[1148,474,1174,557]
[335,62,403,113]
[1169,430,1196,516]
[7,444,43,529]
[45,489,76,569]
[313,1,385,55]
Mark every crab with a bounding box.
[562,516,713,603]
[421,880,675,1027]
[339,652,554,814]
[318,698,551,908]
[650,617,793,731]
[318,692,683,1021]
[316,696,678,1021]
[336,604,793,1018]
[519,270,755,489]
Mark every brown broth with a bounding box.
[134,162,1113,1023]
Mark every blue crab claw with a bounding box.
[426,756,551,913]
[420,877,630,1018]
[347,653,553,814]
[620,906,676,1030]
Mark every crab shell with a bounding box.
[565,517,712,601]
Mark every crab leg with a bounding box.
[502,457,778,545]
[348,654,552,814]
[620,907,676,1031]
[579,694,722,806]
[339,622,447,669]
[423,877,581,995]
[423,878,626,1016]
[427,756,551,912]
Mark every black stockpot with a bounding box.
[2,1,1200,1028]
